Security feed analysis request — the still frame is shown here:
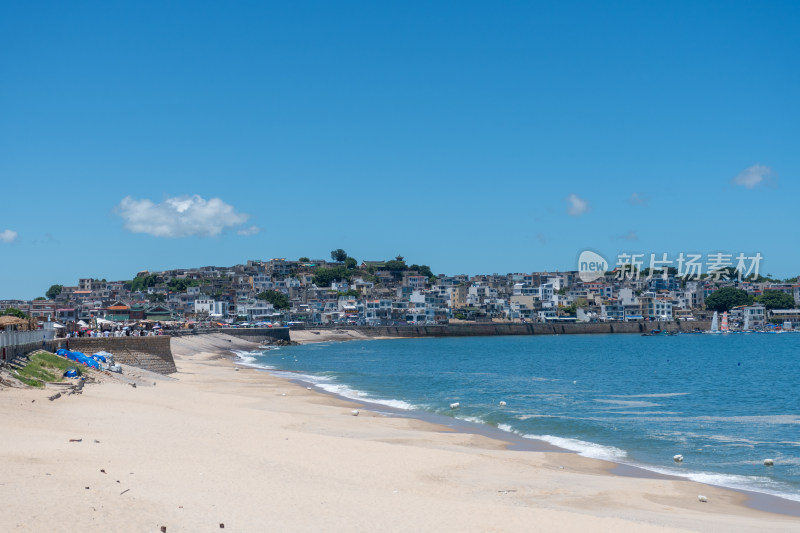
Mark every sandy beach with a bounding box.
[289,327,395,344]
[1,333,798,532]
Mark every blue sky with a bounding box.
[1,1,798,298]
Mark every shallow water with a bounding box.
[241,332,800,501]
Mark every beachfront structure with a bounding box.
[601,302,625,321]
[237,301,276,322]
[105,302,131,322]
[740,304,766,329]
[28,299,56,320]
[769,309,800,329]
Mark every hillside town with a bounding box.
[2,251,800,333]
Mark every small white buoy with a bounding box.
[351,409,359,416]
[674,454,684,463]
[764,458,774,466]
[573,380,577,384]
[698,495,707,503]
[281,393,286,396]
[499,401,506,407]
[450,402,460,409]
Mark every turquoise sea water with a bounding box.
[239,333,800,501]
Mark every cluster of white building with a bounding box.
[4,259,799,329]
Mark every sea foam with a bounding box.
[283,372,417,410]
[523,434,628,461]
[231,350,274,369]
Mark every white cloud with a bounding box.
[566,194,589,216]
[116,195,250,238]
[732,164,773,189]
[0,229,18,243]
[237,225,261,236]
[629,192,648,206]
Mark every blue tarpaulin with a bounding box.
[58,350,99,369]
[74,354,100,369]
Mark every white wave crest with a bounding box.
[313,381,416,410]
[639,464,800,502]
[523,434,628,461]
[455,416,486,425]
[231,350,273,369]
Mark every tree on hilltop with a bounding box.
[756,290,796,310]
[46,284,63,300]
[409,263,436,281]
[257,290,290,310]
[129,273,159,292]
[704,287,753,312]
[330,249,348,262]
[313,266,352,287]
[167,278,200,293]
[384,258,407,272]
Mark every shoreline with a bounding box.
[260,332,800,517]
[1,333,798,531]
[273,368,800,519]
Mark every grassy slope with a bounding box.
[14,350,85,388]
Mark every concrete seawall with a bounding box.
[2,340,59,362]
[9,322,707,376]
[216,327,291,343]
[8,329,288,377]
[57,337,177,375]
[354,321,711,339]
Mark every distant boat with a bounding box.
[744,311,750,332]
[721,312,729,333]
[710,311,719,333]
[641,329,676,337]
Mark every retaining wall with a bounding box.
[216,327,291,343]
[1,340,59,362]
[56,337,177,375]
[168,327,290,343]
